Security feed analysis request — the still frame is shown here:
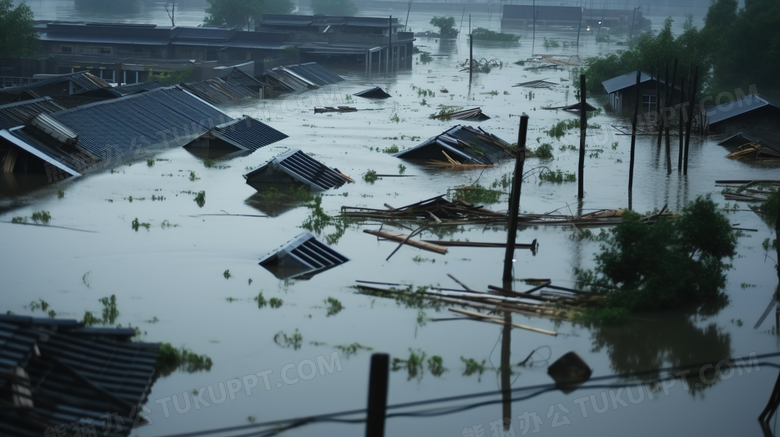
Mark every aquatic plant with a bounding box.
[27,299,49,312]
[530,143,554,160]
[131,218,151,231]
[31,211,51,224]
[269,297,283,308]
[81,294,119,327]
[382,145,400,154]
[334,342,372,358]
[419,51,433,64]
[392,348,426,381]
[255,292,267,308]
[11,216,27,224]
[538,168,576,183]
[202,158,215,168]
[448,184,502,204]
[461,357,487,380]
[194,191,206,208]
[274,329,303,350]
[156,343,213,377]
[398,164,407,174]
[189,171,199,181]
[427,355,447,376]
[324,297,344,316]
[363,170,378,184]
[471,27,520,43]
[146,158,155,167]
[256,186,315,204]
[57,187,65,198]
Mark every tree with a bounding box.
[0,0,38,58]
[575,195,737,312]
[204,0,294,30]
[310,0,357,16]
[430,16,458,38]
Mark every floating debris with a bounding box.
[353,87,392,99]
[429,107,490,121]
[394,125,514,166]
[314,106,358,113]
[513,79,557,89]
[258,232,349,280]
[243,149,352,192]
[541,102,598,113]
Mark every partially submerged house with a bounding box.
[0,71,111,103]
[0,314,159,437]
[243,149,351,193]
[601,70,676,114]
[0,86,287,182]
[181,77,258,105]
[258,232,349,280]
[705,93,780,135]
[394,125,515,165]
[263,62,344,93]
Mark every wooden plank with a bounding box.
[364,229,448,254]
[449,308,558,336]
[2,147,18,173]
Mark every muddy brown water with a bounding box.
[3,4,780,436]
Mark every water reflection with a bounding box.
[586,308,731,395]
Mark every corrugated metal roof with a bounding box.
[221,67,265,88]
[244,148,348,191]
[258,232,349,280]
[181,77,257,105]
[39,32,172,46]
[282,62,344,86]
[601,70,654,94]
[707,94,780,126]
[0,314,158,437]
[211,116,288,151]
[354,87,391,99]
[395,125,515,165]
[0,97,65,130]
[0,71,111,96]
[51,86,230,162]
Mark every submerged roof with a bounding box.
[0,314,159,437]
[181,77,257,105]
[258,232,349,280]
[706,94,780,126]
[244,149,349,191]
[354,87,392,99]
[210,116,288,151]
[394,125,515,165]
[265,62,343,93]
[601,70,654,94]
[0,71,111,96]
[0,97,65,130]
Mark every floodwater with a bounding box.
[3,3,780,437]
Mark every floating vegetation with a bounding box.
[459,58,503,73]
[471,27,520,43]
[57,187,65,198]
[382,145,400,154]
[269,297,283,308]
[570,228,610,241]
[390,113,401,123]
[156,343,214,377]
[27,299,50,312]
[202,158,215,168]
[355,285,443,311]
[398,164,407,174]
[301,196,357,245]
[131,218,151,231]
[160,220,178,229]
[334,342,373,358]
[363,170,378,184]
[194,191,206,208]
[189,171,199,181]
[31,211,51,224]
[559,144,577,152]
[81,295,119,327]
[461,357,487,381]
[82,271,91,288]
[274,329,303,350]
[392,348,426,381]
[448,184,502,204]
[223,269,232,279]
[11,217,27,224]
[151,195,166,201]
[530,143,554,160]
[427,355,447,376]
[419,51,433,64]
[147,158,155,167]
[324,297,344,316]
[546,119,600,140]
[255,292,267,308]
[412,255,436,263]
[256,186,315,204]
[538,168,576,183]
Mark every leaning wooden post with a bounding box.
[578,74,586,199]
[628,70,641,210]
[469,15,473,86]
[663,63,672,174]
[387,16,392,75]
[365,353,389,437]
[683,66,698,175]
[677,77,685,171]
[503,114,529,281]
[656,66,662,148]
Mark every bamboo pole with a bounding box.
[578,74,586,199]
[629,69,641,209]
[449,308,558,336]
[469,15,473,86]
[503,114,529,280]
[364,229,447,254]
[684,66,698,175]
[677,77,685,171]
[664,63,672,174]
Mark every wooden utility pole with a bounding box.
[628,70,641,210]
[503,114,529,281]
[656,66,662,148]
[387,16,392,75]
[578,74,586,199]
[365,353,389,437]
[683,66,698,175]
[677,77,685,171]
[469,15,473,86]
[664,63,672,174]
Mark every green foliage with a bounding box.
[31,211,51,224]
[430,16,458,38]
[392,348,426,381]
[256,186,315,204]
[194,191,206,208]
[448,184,502,204]
[156,343,213,377]
[28,299,49,312]
[324,297,344,316]
[461,357,486,380]
[274,329,302,349]
[310,0,357,16]
[269,297,283,308]
[543,37,560,48]
[131,218,151,231]
[255,292,267,308]
[148,68,193,86]
[57,187,65,198]
[471,27,520,43]
[334,342,372,358]
[0,0,38,57]
[300,195,356,245]
[419,51,433,64]
[11,216,27,224]
[398,164,407,174]
[81,295,120,327]
[363,170,378,183]
[427,355,447,376]
[575,196,737,313]
[538,168,576,183]
[530,143,554,160]
[382,145,400,154]
[204,0,293,29]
